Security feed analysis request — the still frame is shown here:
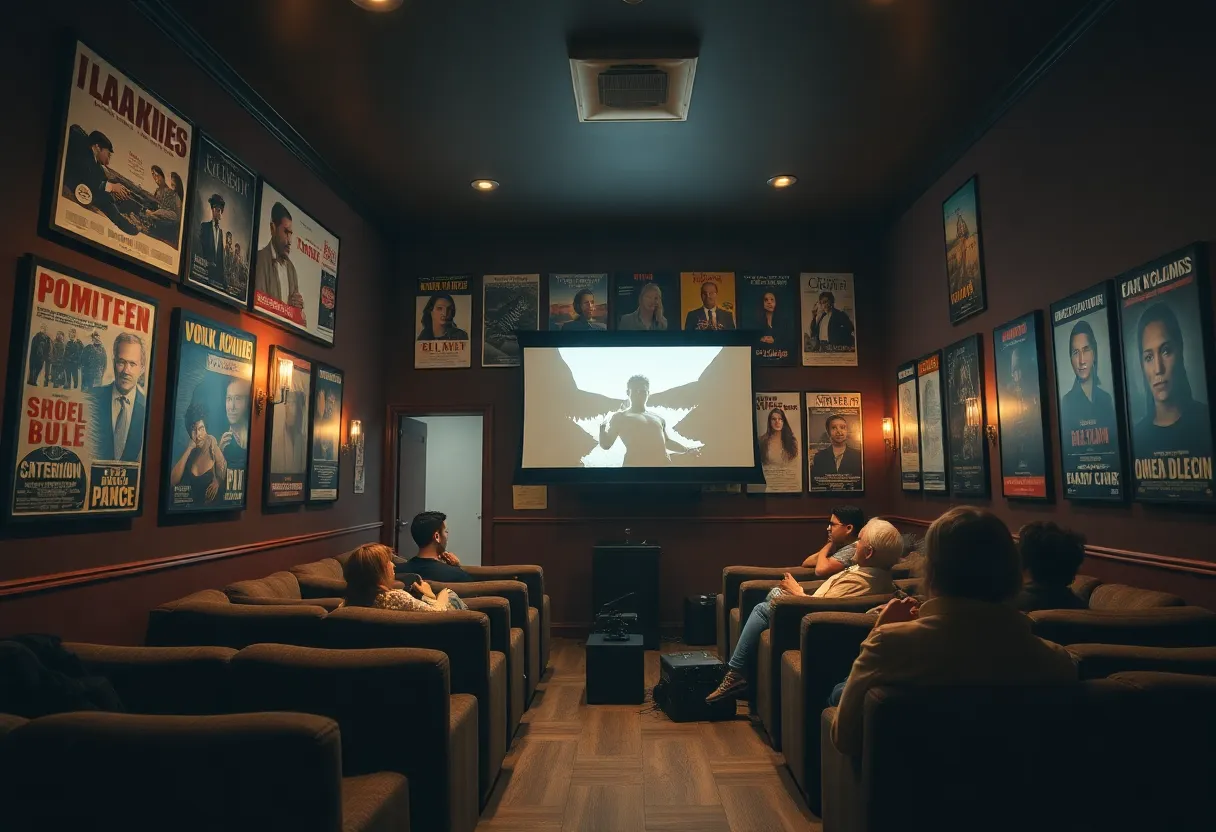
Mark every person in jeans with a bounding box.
[707,518,904,704]
[801,506,866,578]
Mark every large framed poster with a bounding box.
[1050,282,1128,502]
[251,180,339,344]
[800,273,857,367]
[680,272,736,331]
[415,275,472,369]
[942,176,988,325]
[614,271,678,331]
[806,392,865,494]
[6,256,159,521]
[47,40,193,280]
[308,363,343,503]
[749,392,803,494]
[944,334,989,498]
[182,134,256,308]
[162,311,255,515]
[1116,244,1214,504]
[738,274,798,366]
[549,274,609,331]
[482,274,539,367]
[917,351,948,493]
[994,312,1053,500]
[897,361,921,491]
[264,346,312,507]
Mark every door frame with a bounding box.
[381,403,495,564]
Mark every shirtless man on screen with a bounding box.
[598,375,700,466]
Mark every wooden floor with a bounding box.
[477,638,822,831]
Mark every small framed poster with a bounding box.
[308,363,343,503]
[749,392,804,494]
[944,334,990,498]
[800,273,858,366]
[264,345,312,507]
[917,351,948,493]
[483,274,540,367]
[942,176,988,325]
[738,274,798,366]
[993,311,1053,500]
[614,271,678,332]
[896,361,921,491]
[182,133,257,309]
[806,392,864,494]
[415,275,472,369]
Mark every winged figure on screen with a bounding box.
[525,347,623,466]
[596,375,702,467]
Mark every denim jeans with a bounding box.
[728,586,784,673]
[828,680,846,706]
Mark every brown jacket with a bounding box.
[812,565,895,600]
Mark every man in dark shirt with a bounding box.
[396,510,474,583]
[1014,521,1087,612]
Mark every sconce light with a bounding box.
[881,417,896,452]
[342,419,364,455]
[255,357,295,415]
[984,424,999,444]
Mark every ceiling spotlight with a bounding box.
[350,0,404,11]
[471,179,500,192]
[767,175,798,189]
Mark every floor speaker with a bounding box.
[592,543,660,649]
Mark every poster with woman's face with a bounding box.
[614,272,678,332]
[917,352,948,492]
[415,275,472,369]
[738,274,798,365]
[264,346,312,507]
[897,362,921,490]
[1116,244,1214,503]
[748,392,803,493]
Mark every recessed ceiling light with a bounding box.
[471,179,500,192]
[350,0,404,12]
[767,175,797,189]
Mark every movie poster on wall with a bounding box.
[806,392,864,493]
[49,41,192,280]
[482,274,539,367]
[942,176,988,324]
[680,272,736,331]
[748,392,803,494]
[308,364,343,502]
[1050,282,1127,501]
[897,362,921,491]
[182,134,256,308]
[801,273,857,367]
[415,275,472,369]
[549,274,609,331]
[614,271,678,331]
[264,346,311,507]
[944,335,989,497]
[994,312,1053,500]
[1116,244,1214,503]
[7,257,158,520]
[738,274,798,366]
[163,312,255,514]
[251,180,339,344]
[917,352,948,492]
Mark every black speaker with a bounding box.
[657,651,735,722]
[592,544,660,649]
[586,634,645,704]
[682,595,716,646]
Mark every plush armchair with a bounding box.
[718,565,815,658]
[1068,643,1216,680]
[461,564,549,685]
[146,589,330,649]
[223,571,345,611]
[1030,606,1216,647]
[64,642,236,714]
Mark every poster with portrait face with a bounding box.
[1051,283,1127,501]
[549,274,609,331]
[738,274,798,366]
[994,313,1052,500]
[482,274,539,367]
[264,346,312,507]
[7,257,158,521]
[897,361,921,491]
[806,392,864,493]
[48,41,192,281]
[163,311,255,514]
[614,271,678,332]
[182,134,256,308]
[944,334,989,497]
[942,176,987,324]
[308,364,343,503]
[748,392,803,494]
[1116,244,1214,504]
[917,352,948,492]
[415,275,472,369]
[251,180,339,344]
[800,273,857,367]
[680,272,737,331]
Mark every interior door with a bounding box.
[395,417,428,552]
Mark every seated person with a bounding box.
[344,543,467,611]
[800,506,865,578]
[707,518,904,704]
[831,507,1077,756]
[396,510,475,583]
[1014,521,1087,612]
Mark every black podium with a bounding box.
[592,543,660,649]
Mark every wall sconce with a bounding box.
[342,419,363,455]
[255,357,294,415]
[881,417,896,452]
[985,424,999,445]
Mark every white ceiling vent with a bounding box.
[569,57,697,122]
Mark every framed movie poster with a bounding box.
[6,256,158,521]
[483,274,539,367]
[1116,243,1214,504]
[264,346,312,507]
[738,274,798,366]
[251,180,339,344]
[1050,282,1128,501]
[917,352,948,492]
[614,271,678,332]
[308,364,343,503]
[806,392,864,493]
[897,361,921,491]
[182,134,256,308]
[549,274,609,331]
[748,392,803,494]
[942,176,988,324]
[415,275,472,369]
[680,272,736,331]
[47,41,193,280]
[993,313,1052,500]
[162,311,255,514]
[944,334,989,497]
[800,273,858,367]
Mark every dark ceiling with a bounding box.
[165,0,1098,229]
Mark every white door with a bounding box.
[414,415,483,565]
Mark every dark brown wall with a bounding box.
[0,2,388,643]
[392,223,892,629]
[880,0,1216,604]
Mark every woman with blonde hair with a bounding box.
[617,281,667,331]
[343,543,466,611]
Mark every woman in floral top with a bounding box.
[343,543,467,611]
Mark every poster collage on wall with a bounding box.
[748,392,864,495]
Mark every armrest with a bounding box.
[231,596,345,611]
[465,564,545,610]
[432,579,529,631]
[738,580,826,625]
[463,596,512,660]
[769,593,892,666]
[1067,643,1216,680]
[64,643,236,715]
[723,566,816,614]
[819,706,864,831]
[801,612,876,711]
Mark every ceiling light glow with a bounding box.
[350,0,404,12]
[767,175,797,189]
[471,179,500,191]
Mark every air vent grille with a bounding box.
[598,65,668,109]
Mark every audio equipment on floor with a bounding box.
[592,543,660,649]
[654,651,735,722]
[585,633,645,704]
